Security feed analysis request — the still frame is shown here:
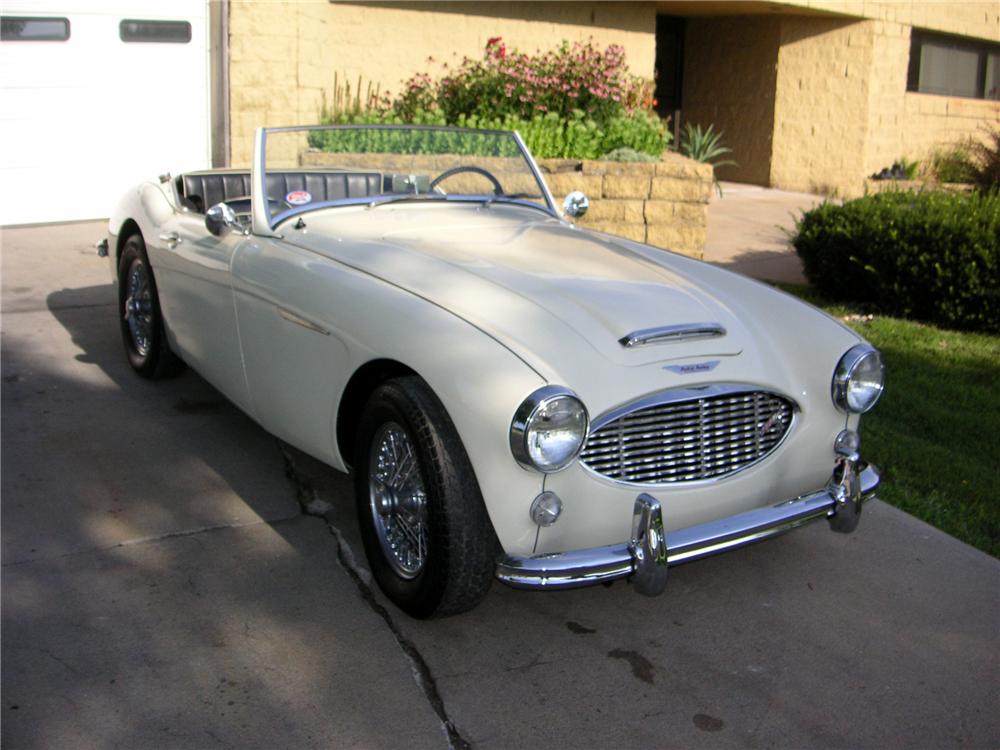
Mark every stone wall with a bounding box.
[301,150,712,258]
[228,1,657,166]
[671,1,999,198]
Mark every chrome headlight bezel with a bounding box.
[510,385,589,473]
[832,344,885,414]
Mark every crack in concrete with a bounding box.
[279,444,471,750]
[1,516,301,568]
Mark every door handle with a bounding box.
[159,232,182,248]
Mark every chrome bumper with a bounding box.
[496,461,880,596]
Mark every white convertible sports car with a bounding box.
[101,125,883,618]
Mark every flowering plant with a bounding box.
[321,38,669,159]
[427,38,652,124]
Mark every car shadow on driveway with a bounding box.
[5,283,996,749]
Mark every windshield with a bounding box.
[257,125,555,227]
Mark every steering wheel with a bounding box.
[429,165,504,196]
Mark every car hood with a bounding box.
[284,203,859,410]
[288,203,752,366]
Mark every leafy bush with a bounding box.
[968,124,1000,194]
[926,142,974,183]
[599,147,660,163]
[315,38,670,160]
[793,191,1000,333]
[316,106,668,160]
[434,38,653,124]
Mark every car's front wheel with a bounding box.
[117,234,184,379]
[353,376,498,618]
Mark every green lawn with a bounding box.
[777,284,1000,559]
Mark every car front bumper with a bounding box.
[496,460,880,596]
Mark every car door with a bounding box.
[149,211,254,414]
[229,236,353,465]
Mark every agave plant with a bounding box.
[680,123,736,168]
[680,123,736,196]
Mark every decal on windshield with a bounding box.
[286,190,312,205]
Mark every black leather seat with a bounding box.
[179,170,382,213]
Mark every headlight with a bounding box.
[510,386,589,472]
[832,344,885,413]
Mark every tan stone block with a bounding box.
[650,176,711,203]
[545,173,603,198]
[580,159,656,176]
[642,200,673,224]
[537,159,583,174]
[672,202,709,224]
[578,199,645,224]
[646,223,706,255]
[655,153,713,181]
[602,174,651,199]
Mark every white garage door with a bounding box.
[0,0,210,225]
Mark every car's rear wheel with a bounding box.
[118,234,184,379]
[353,376,498,618]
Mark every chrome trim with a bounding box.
[588,382,797,434]
[251,127,279,238]
[511,128,558,216]
[832,343,885,414]
[495,463,880,591]
[509,385,589,473]
[562,190,589,218]
[580,385,797,487]
[619,323,726,348]
[276,306,330,335]
[254,125,561,231]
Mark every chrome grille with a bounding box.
[580,389,794,484]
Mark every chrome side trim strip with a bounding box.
[619,323,726,348]
[495,464,880,591]
[276,306,330,335]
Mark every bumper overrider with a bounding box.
[496,458,880,596]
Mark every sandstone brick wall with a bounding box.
[681,16,781,186]
[300,150,712,257]
[228,1,657,166]
[770,17,875,197]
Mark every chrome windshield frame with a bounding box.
[251,124,559,236]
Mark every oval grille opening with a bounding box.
[580,390,794,484]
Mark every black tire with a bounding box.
[117,234,185,379]
[353,376,498,618]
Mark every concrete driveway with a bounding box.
[704,182,825,284]
[3,220,998,749]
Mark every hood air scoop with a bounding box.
[619,323,727,348]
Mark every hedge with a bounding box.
[793,190,1000,333]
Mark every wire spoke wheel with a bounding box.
[124,260,154,357]
[368,422,429,579]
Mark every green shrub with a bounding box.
[968,124,1000,194]
[315,107,669,160]
[599,147,660,163]
[927,142,974,183]
[315,38,670,160]
[793,191,1000,333]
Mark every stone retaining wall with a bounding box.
[301,151,712,258]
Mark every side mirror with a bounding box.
[205,202,240,237]
[562,191,589,218]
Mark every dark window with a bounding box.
[654,15,686,118]
[119,19,191,43]
[1,16,70,41]
[908,29,1000,100]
